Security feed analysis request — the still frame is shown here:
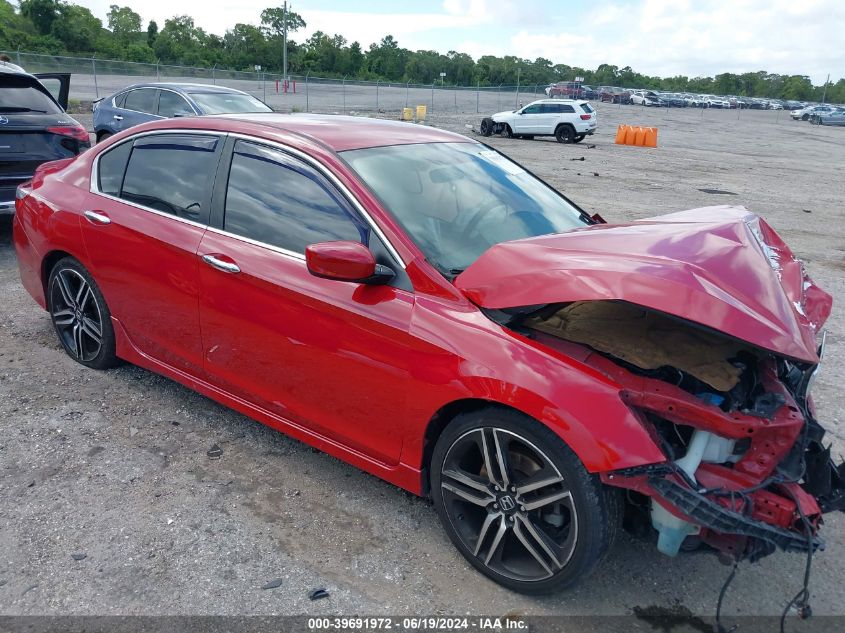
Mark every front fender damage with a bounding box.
[500,300,843,564]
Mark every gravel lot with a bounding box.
[1,104,844,625]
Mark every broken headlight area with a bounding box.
[495,299,844,563]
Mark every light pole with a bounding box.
[515,67,521,108]
[282,2,288,84]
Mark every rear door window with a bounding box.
[0,74,62,114]
[124,88,158,114]
[120,133,221,223]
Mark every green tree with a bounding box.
[107,5,142,42]
[260,6,306,36]
[147,20,158,48]
[19,0,60,35]
[51,3,102,52]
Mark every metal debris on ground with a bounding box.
[698,188,738,195]
[261,578,283,590]
[309,588,330,601]
[207,444,223,459]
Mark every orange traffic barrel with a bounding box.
[644,127,659,147]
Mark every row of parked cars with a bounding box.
[790,103,845,126]
[544,82,795,110]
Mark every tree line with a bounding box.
[2,1,843,102]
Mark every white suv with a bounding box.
[479,99,597,143]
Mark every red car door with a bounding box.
[197,139,415,464]
[81,132,223,375]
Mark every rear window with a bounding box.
[580,104,595,113]
[0,75,62,114]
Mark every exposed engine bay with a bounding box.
[493,299,845,564]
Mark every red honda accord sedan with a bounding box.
[13,114,843,593]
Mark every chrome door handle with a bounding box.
[83,210,111,225]
[113,115,123,121]
[201,254,240,274]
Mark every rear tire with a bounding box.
[431,407,621,594]
[573,134,586,143]
[47,257,119,370]
[555,125,575,144]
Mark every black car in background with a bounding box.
[0,66,89,214]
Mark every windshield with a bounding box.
[187,92,272,114]
[341,142,589,274]
[0,75,62,113]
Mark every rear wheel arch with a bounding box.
[41,250,74,298]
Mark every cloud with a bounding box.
[490,0,844,82]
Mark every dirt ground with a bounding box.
[1,104,844,624]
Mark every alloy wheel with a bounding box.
[439,427,578,582]
[50,268,104,362]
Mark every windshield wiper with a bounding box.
[0,107,48,113]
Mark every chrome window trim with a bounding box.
[226,132,406,269]
[205,225,305,262]
[89,128,222,230]
[89,128,407,270]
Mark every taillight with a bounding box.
[580,114,591,120]
[47,125,90,143]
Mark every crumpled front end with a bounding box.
[463,207,841,562]
[524,314,842,562]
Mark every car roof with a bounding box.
[113,82,250,96]
[529,98,588,104]
[210,113,473,152]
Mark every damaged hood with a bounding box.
[455,206,832,363]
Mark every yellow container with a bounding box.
[401,107,413,121]
[416,105,427,121]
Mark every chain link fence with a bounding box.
[4,50,548,115]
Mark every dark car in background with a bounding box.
[0,66,89,214]
[598,86,630,103]
[92,83,272,142]
[548,82,595,99]
[660,93,687,107]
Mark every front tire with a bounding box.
[479,118,494,137]
[48,257,119,370]
[431,408,620,594]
